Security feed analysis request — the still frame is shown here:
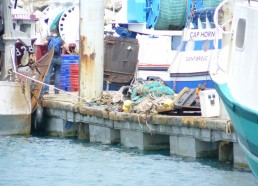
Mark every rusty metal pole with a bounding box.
[79,0,104,100]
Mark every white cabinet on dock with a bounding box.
[199,89,220,117]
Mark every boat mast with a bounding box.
[0,0,16,81]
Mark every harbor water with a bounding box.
[0,135,258,186]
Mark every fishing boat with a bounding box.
[0,0,53,135]
[109,0,223,93]
[210,0,258,178]
[168,26,222,93]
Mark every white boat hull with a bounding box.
[0,81,31,135]
[210,0,258,178]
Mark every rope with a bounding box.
[10,49,90,104]
[19,80,32,111]
[203,38,216,87]
[137,113,156,134]
[145,113,156,134]
[137,113,143,128]
[13,70,89,102]
[91,93,113,105]
[226,120,232,136]
[167,28,189,92]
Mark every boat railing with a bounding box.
[214,0,233,35]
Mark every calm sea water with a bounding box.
[0,136,257,186]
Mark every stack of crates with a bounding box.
[59,55,79,92]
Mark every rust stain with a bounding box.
[90,51,96,60]
[79,35,96,99]
[80,35,87,58]
[80,35,96,61]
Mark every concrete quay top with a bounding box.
[41,93,233,133]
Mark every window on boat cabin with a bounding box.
[171,36,182,50]
[235,18,246,50]
[20,24,31,35]
[202,40,210,52]
[185,39,195,52]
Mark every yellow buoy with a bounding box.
[164,99,173,107]
[123,100,132,112]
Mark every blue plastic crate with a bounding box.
[59,55,79,91]
[61,55,79,63]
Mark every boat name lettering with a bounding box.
[186,56,208,62]
[16,46,34,56]
[190,31,215,39]
[12,14,31,20]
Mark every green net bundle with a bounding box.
[154,0,187,30]
[131,81,174,103]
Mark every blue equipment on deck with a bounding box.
[114,0,222,38]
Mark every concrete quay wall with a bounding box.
[40,97,248,169]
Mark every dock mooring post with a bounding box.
[79,0,104,100]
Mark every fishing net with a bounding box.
[203,0,222,8]
[154,0,187,30]
[131,80,174,103]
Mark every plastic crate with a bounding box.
[59,56,79,92]
[61,55,79,63]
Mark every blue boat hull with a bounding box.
[165,79,215,93]
[216,83,258,178]
[104,79,215,93]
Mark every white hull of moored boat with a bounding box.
[211,0,258,178]
[0,81,31,135]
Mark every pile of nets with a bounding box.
[90,80,175,114]
[129,80,175,113]
[131,80,174,103]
